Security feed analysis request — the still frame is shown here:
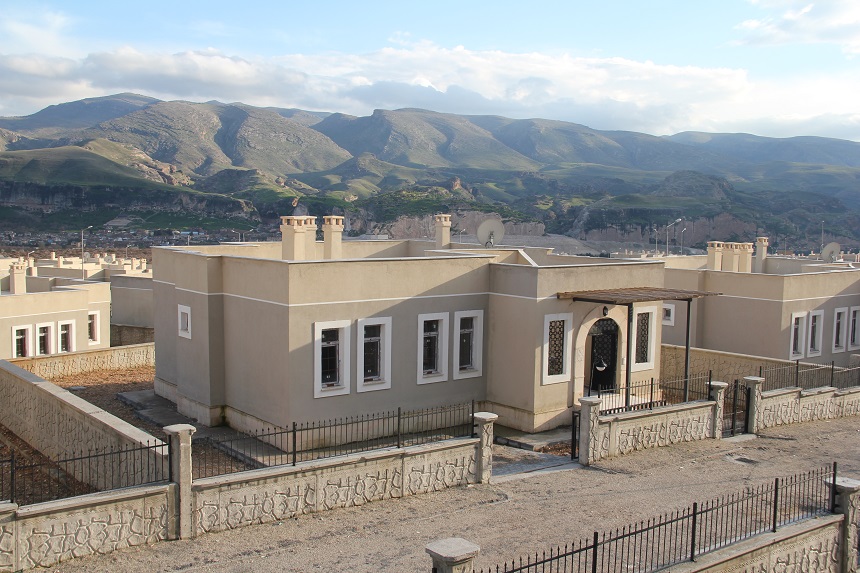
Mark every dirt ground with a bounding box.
[42,415,860,573]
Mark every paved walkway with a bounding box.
[45,416,860,573]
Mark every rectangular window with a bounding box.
[14,327,29,358]
[807,310,823,357]
[58,322,73,353]
[37,324,52,356]
[790,312,806,359]
[417,313,449,384]
[632,306,657,372]
[177,304,191,339]
[850,306,860,351]
[834,308,848,353]
[357,317,392,392]
[542,313,573,385]
[453,310,483,380]
[87,312,100,344]
[662,304,675,326]
[314,320,351,398]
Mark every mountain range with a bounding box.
[1,93,859,248]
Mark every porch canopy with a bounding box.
[557,286,720,404]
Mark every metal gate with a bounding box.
[723,379,750,437]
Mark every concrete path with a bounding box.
[45,415,860,573]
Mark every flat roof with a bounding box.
[557,286,720,304]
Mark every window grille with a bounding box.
[547,319,565,376]
[635,312,650,363]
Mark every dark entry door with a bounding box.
[589,319,618,393]
[723,379,750,437]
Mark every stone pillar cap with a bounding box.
[742,376,765,383]
[579,396,602,405]
[831,477,860,491]
[473,412,498,423]
[709,381,728,388]
[426,537,481,562]
[163,423,197,435]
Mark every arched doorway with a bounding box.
[588,318,619,393]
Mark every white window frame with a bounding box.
[661,303,675,327]
[35,322,53,356]
[87,311,101,345]
[789,311,807,359]
[177,305,192,339]
[12,325,33,358]
[833,307,848,354]
[57,320,75,353]
[807,309,823,358]
[542,312,574,385]
[849,306,860,351]
[356,317,392,393]
[417,312,449,385]
[631,306,657,372]
[453,310,484,380]
[314,320,351,398]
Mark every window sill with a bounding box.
[418,373,447,385]
[453,368,482,380]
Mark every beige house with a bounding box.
[153,215,695,433]
[662,238,860,367]
[0,259,111,360]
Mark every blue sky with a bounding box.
[2,1,860,140]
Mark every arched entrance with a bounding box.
[588,318,619,393]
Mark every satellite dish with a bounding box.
[821,242,841,263]
[476,219,505,248]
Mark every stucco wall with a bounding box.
[9,343,154,380]
[756,386,860,430]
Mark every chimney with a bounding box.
[737,242,753,273]
[280,216,308,260]
[754,237,769,273]
[304,216,319,259]
[722,243,739,272]
[435,214,452,250]
[323,216,345,260]
[706,241,723,270]
[9,261,27,294]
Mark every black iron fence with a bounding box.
[0,442,169,506]
[479,463,836,573]
[195,401,475,479]
[759,361,860,392]
[586,372,713,415]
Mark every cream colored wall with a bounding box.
[110,275,154,328]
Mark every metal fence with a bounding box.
[587,372,713,415]
[479,463,836,573]
[759,361,860,392]
[195,401,475,479]
[0,442,169,506]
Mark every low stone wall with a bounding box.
[661,344,796,382]
[0,485,172,571]
[110,325,154,347]
[193,438,482,536]
[0,360,165,488]
[578,395,722,465]
[755,384,860,431]
[9,342,154,380]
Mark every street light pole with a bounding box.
[81,225,92,279]
[666,218,682,256]
[680,228,686,255]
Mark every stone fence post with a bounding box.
[426,538,480,573]
[743,376,764,434]
[708,381,728,439]
[833,477,860,573]
[164,423,196,540]
[0,502,17,571]
[578,396,602,466]
[473,412,498,484]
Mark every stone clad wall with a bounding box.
[9,343,154,380]
[757,386,860,430]
[0,360,166,488]
[661,344,795,382]
[110,325,155,347]
[193,438,479,536]
[0,486,171,571]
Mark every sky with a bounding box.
[2,0,860,140]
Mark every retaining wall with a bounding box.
[110,325,154,347]
[756,385,860,431]
[9,343,154,380]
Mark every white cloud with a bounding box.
[0,40,858,140]
[738,0,860,54]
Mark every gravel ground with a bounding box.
[43,415,860,573]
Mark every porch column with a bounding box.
[709,381,728,439]
[578,396,602,466]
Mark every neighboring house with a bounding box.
[0,259,111,360]
[662,238,860,367]
[153,215,703,433]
